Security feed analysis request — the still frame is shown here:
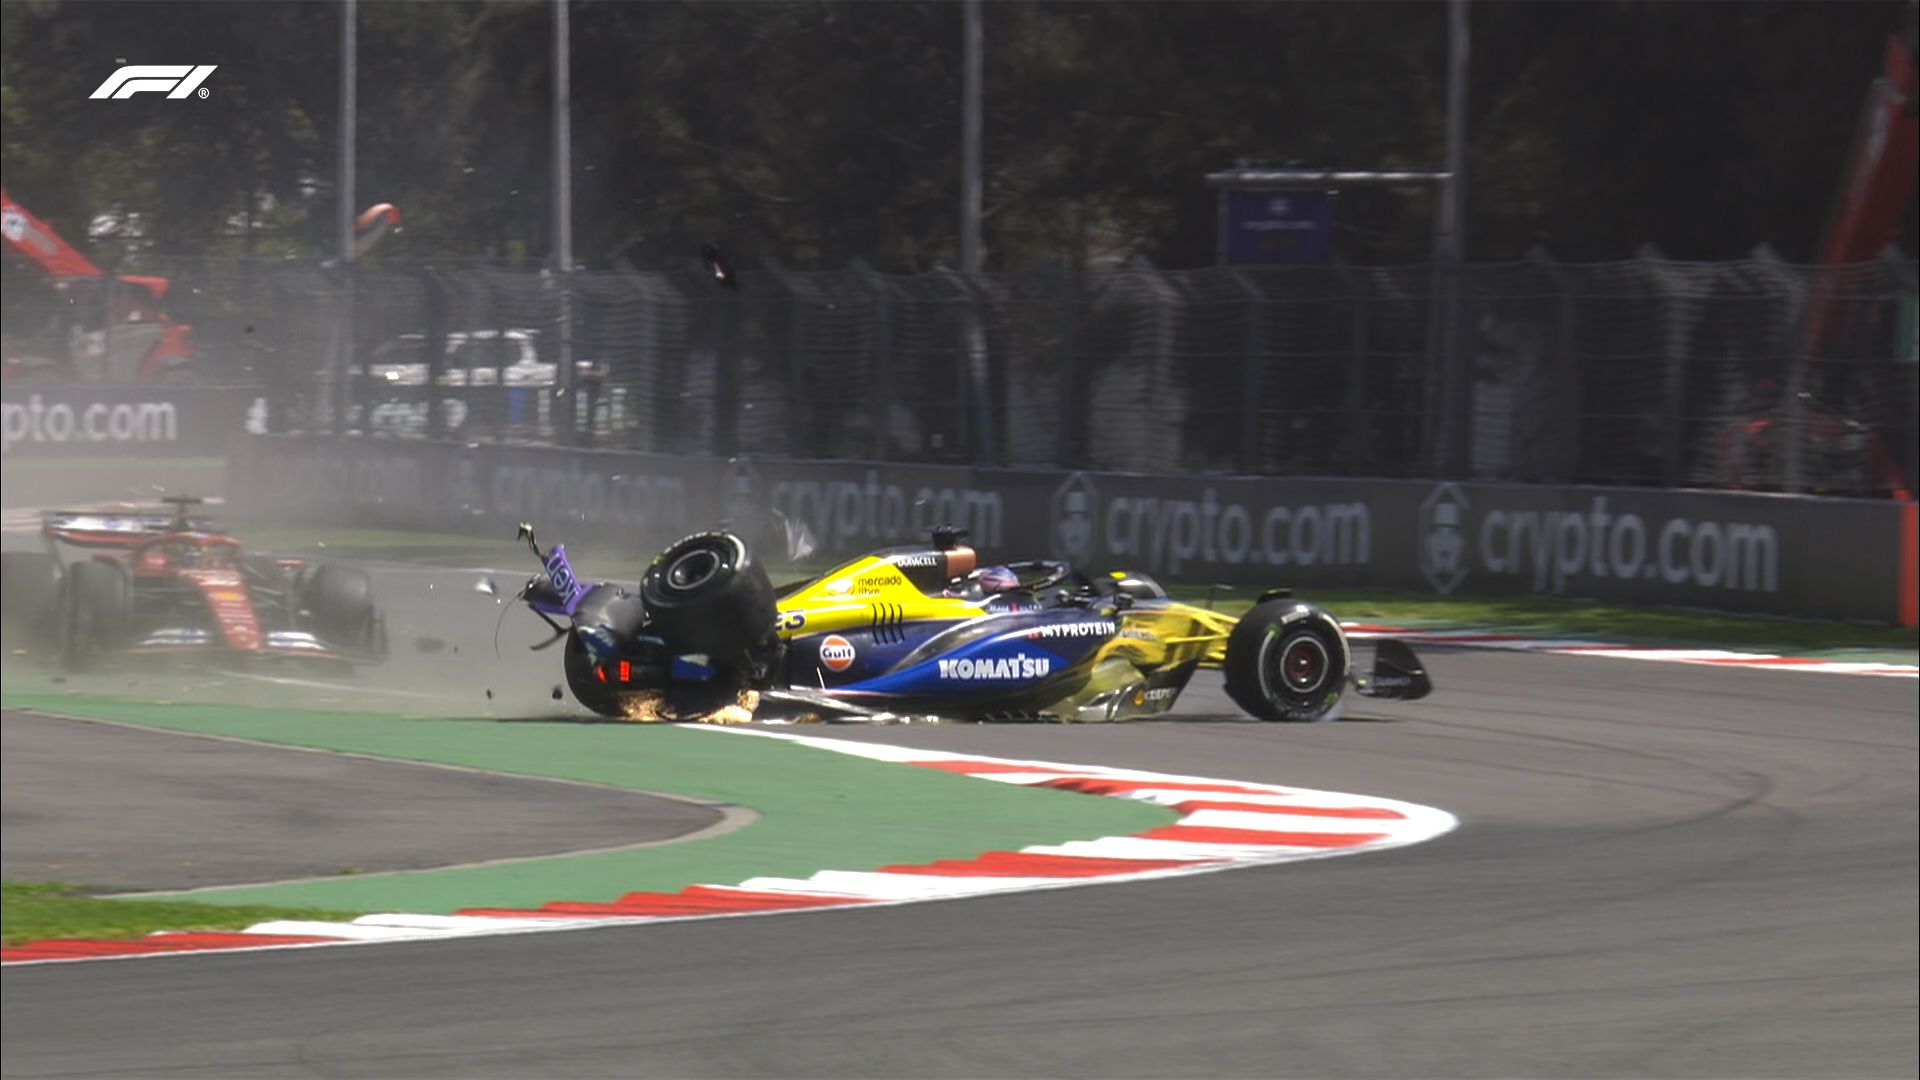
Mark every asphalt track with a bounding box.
[0,710,732,891]
[3,560,1917,1077]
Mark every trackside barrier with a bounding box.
[226,436,1912,624]
[2,384,265,458]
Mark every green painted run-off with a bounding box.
[0,692,1172,914]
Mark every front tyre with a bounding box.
[639,532,775,658]
[301,563,382,657]
[1223,599,1351,722]
[60,560,129,671]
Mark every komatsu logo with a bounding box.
[1025,621,1116,640]
[937,654,1052,680]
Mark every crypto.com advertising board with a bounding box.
[227,436,1913,623]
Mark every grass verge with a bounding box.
[2,881,365,947]
[1167,585,1916,654]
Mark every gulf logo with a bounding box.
[819,635,857,672]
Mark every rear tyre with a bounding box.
[639,532,774,658]
[60,560,128,671]
[1222,599,1350,723]
[302,562,381,656]
[563,633,623,717]
[1,552,62,643]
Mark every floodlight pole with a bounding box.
[960,0,983,275]
[1435,0,1471,477]
[334,0,357,436]
[553,0,576,442]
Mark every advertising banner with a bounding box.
[2,384,265,458]
[1220,189,1336,265]
[1403,481,1904,623]
[227,437,1909,623]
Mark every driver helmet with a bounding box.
[948,564,1020,601]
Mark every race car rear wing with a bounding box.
[40,496,215,549]
[42,509,182,547]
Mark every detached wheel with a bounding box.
[1223,599,1351,722]
[564,633,623,717]
[60,560,128,671]
[302,563,380,656]
[640,532,774,658]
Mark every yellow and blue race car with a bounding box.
[513,524,1430,724]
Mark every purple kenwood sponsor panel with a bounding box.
[225,437,1904,622]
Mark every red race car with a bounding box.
[1,497,385,669]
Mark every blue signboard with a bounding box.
[1220,189,1335,265]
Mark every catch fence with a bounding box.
[4,249,1914,496]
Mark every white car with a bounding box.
[353,330,618,436]
[364,329,555,388]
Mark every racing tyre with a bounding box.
[302,563,381,657]
[640,532,774,658]
[1,552,62,642]
[1222,599,1351,723]
[563,633,624,718]
[60,560,128,671]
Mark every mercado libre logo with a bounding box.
[819,635,856,672]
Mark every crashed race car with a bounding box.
[0,496,386,669]
[510,522,1430,724]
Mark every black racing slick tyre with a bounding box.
[302,563,382,657]
[1222,599,1351,723]
[639,532,775,658]
[563,633,624,718]
[1,552,61,642]
[60,559,128,671]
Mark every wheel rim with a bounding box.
[666,548,722,592]
[1270,632,1330,696]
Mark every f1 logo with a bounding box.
[90,65,217,100]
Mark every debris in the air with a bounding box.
[485,689,494,700]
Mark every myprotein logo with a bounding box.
[1417,484,1780,595]
[1,394,177,453]
[1025,621,1116,640]
[90,65,217,100]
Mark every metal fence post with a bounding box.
[1526,246,1579,481]
[1060,268,1086,469]
[419,265,448,440]
[711,275,739,458]
[760,257,809,457]
[939,266,997,466]
[1752,244,1810,494]
[1332,261,1372,472]
[853,258,894,461]
[1636,245,1692,487]
[1228,271,1266,475]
